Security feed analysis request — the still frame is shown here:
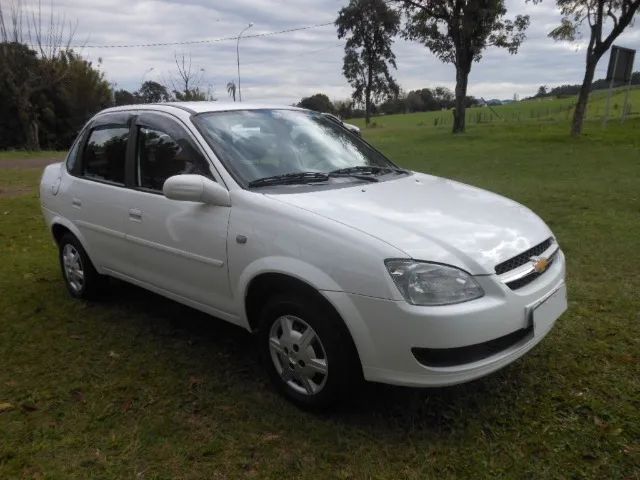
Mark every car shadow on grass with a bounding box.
[95,278,535,433]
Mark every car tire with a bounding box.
[58,233,105,300]
[258,291,361,409]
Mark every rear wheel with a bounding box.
[258,292,360,409]
[58,233,105,299]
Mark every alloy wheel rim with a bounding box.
[62,244,84,293]
[268,314,328,396]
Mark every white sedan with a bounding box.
[40,102,567,408]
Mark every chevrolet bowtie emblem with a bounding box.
[530,256,550,273]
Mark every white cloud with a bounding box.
[32,0,640,102]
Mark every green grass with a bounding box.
[1,110,639,478]
[353,85,640,130]
[0,150,64,161]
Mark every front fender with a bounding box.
[236,255,344,324]
[235,256,377,368]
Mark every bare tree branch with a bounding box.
[170,52,206,100]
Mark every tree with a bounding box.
[336,0,400,125]
[44,50,112,148]
[414,88,434,110]
[0,41,111,150]
[138,80,169,103]
[173,88,207,101]
[170,53,205,101]
[227,81,236,101]
[297,93,335,113]
[22,0,78,61]
[379,89,407,114]
[114,89,138,106]
[534,0,640,136]
[402,0,530,133]
[433,86,455,109]
[465,95,480,108]
[405,90,425,112]
[0,42,43,149]
[334,99,355,118]
[536,85,548,97]
[0,3,111,150]
[0,0,78,149]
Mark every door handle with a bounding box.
[128,208,143,222]
[72,198,82,208]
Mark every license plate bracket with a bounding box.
[529,284,567,334]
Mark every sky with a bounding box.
[30,0,640,103]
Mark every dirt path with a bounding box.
[0,157,64,169]
[0,185,34,198]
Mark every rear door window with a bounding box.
[83,126,129,185]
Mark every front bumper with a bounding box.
[323,250,567,387]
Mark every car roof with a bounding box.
[100,101,305,115]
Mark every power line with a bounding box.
[242,43,344,66]
[29,22,335,49]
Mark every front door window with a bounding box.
[136,127,212,192]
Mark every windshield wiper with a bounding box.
[328,165,407,181]
[248,166,408,188]
[248,171,329,188]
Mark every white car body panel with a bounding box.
[119,189,233,314]
[325,254,566,386]
[65,176,132,273]
[40,102,567,388]
[226,189,407,323]
[268,172,552,275]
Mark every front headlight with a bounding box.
[385,259,484,306]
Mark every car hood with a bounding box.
[266,172,553,274]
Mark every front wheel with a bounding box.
[258,292,361,409]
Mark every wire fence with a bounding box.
[392,87,640,129]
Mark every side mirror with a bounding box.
[163,174,231,207]
[322,112,361,136]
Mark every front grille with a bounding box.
[495,238,553,275]
[506,270,544,290]
[412,326,534,368]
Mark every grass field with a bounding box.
[363,84,640,129]
[0,150,64,161]
[1,97,639,479]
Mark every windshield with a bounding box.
[193,109,397,187]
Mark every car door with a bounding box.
[65,112,133,274]
[121,111,234,317]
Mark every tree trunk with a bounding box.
[365,62,373,125]
[365,87,371,125]
[571,54,600,137]
[30,119,40,151]
[453,64,470,134]
[16,96,40,151]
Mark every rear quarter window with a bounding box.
[65,134,83,173]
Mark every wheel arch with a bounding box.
[49,217,86,246]
[242,269,364,376]
[245,272,327,331]
[52,223,72,244]
[48,217,99,271]
[237,257,342,327]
